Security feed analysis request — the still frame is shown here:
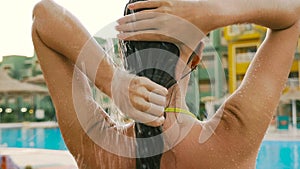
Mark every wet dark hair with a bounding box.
[120,0,181,169]
[122,0,180,89]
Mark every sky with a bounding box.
[0,0,127,62]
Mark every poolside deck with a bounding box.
[0,148,77,169]
[0,122,76,168]
[264,125,300,141]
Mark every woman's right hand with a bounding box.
[115,0,217,49]
[111,69,168,127]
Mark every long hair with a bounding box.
[120,0,180,168]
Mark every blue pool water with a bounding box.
[0,127,67,150]
[0,127,299,168]
[257,141,300,169]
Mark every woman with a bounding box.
[32,0,195,168]
[32,0,300,168]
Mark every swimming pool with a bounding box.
[257,141,300,169]
[0,127,299,168]
[0,127,67,150]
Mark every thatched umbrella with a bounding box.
[0,70,48,96]
[23,74,46,85]
[0,69,49,120]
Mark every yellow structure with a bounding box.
[228,40,259,93]
[225,24,265,93]
[226,24,300,93]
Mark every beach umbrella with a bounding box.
[0,69,48,121]
[0,69,48,96]
[23,74,46,85]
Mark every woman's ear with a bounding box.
[191,42,204,68]
[191,54,201,69]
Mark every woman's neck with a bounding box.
[165,80,189,110]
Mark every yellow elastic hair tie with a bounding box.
[164,108,197,119]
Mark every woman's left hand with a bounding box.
[111,69,168,127]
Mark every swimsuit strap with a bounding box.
[164,108,197,119]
